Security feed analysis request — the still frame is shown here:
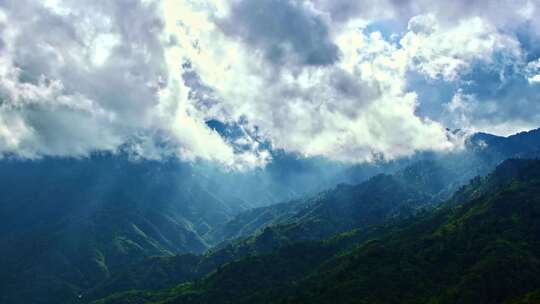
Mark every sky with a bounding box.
[0,0,539,168]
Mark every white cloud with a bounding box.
[527,59,540,84]
[158,1,459,162]
[0,0,267,168]
[400,15,521,81]
[0,0,537,166]
[529,75,540,84]
[0,0,160,157]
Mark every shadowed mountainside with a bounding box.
[94,158,540,304]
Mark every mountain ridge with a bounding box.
[3,128,540,304]
[93,158,540,304]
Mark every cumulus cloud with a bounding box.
[443,90,540,136]
[0,0,263,168]
[440,59,540,136]
[401,14,521,81]
[160,1,459,162]
[527,59,540,84]
[396,0,538,30]
[310,0,539,31]
[0,0,538,166]
[0,0,160,155]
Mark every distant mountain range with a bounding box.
[1,128,540,304]
[92,158,540,304]
[205,127,540,247]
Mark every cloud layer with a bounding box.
[0,0,538,167]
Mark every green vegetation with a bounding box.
[0,155,247,304]
[509,289,540,304]
[95,159,540,304]
[206,173,433,246]
[88,170,432,301]
[4,126,540,304]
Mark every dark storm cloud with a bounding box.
[217,0,340,67]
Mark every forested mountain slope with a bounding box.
[95,159,540,304]
[3,128,540,304]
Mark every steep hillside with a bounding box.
[0,154,247,304]
[86,171,425,301]
[205,128,540,247]
[3,128,540,304]
[94,159,540,304]
[205,173,430,246]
